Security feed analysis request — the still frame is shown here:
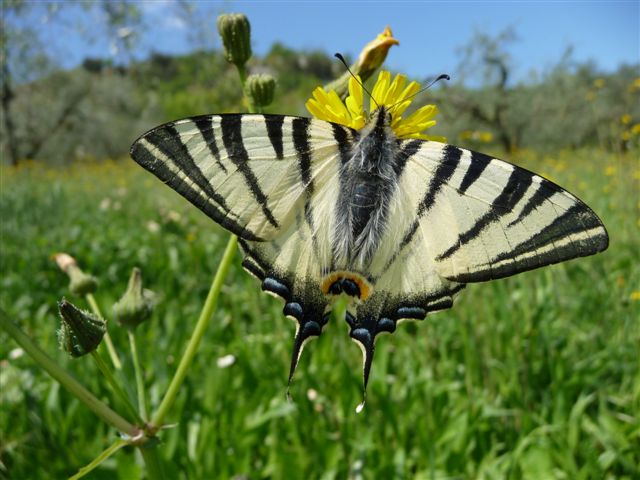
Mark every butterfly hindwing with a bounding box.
[238,218,333,384]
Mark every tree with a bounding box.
[1,1,143,164]
[447,28,524,152]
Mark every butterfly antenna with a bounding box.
[334,53,379,109]
[387,73,450,116]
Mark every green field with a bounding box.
[1,148,638,479]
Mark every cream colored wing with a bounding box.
[131,114,352,242]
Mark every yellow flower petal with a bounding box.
[305,69,445,141]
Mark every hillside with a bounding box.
[1,45,638,165]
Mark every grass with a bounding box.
[0,149,638,479]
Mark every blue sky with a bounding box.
[12,1,640,82]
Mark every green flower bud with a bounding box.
[217,13,252,67]
[53,253,98,295]
[58,299,106,357]
[244,74,276,108]
[113,268,155,330]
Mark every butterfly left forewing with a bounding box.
[130,114,346,242]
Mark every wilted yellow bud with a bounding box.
[324,26,399,98]
[357,26,400,77]
[53,253,98,296]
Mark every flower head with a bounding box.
[58,299,106,357]
[217,13,252,67]
[113,267,155,330]
[306,70,445,142]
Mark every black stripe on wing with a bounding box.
[437,167,532,260]
[506,178,559,227]
[130,126,263,241]
[393,139,423,176]
[264,114,285,160]
[193,117,227,173]
[459,150,492,193]
[220,115,279,229]
[385,144,463,270]
[292,117,321,260]
[450,203,609,283]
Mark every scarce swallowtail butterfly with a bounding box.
[130,76,608,400]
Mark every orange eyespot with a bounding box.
[321,271,372,300]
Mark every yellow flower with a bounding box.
[306,70,445,142]
[621,114,632,125]
[459,130,493,143]
[593,78,605,89]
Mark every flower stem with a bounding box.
[86,293,122,370]
[91,350,143,425]
[151,235,238,429]
[0,309,137,436]
[235,64,260,113]
[236,64,248,87]
[69,438,129,480]
[139,443,166,480]
[128,329,148,420]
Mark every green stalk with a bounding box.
[128,329,148,420]
[0,309,137,436]
[91,350,143,424]
[86,293,122,370]
[151,235,238,429]
[139,443,166,480]
[236,64,248,87]
[235,64,260,114]
[69,438,129,480]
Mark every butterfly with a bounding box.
[130,108,608,400]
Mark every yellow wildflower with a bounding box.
[629,78,640,92]
[593,78,605,89]
[459,130,493,143]
[630,291,640,302]
[306,70,445,142]
[621,114,632,125]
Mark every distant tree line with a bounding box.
[1,3,638,165]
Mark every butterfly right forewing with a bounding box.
[393,141,609,283]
